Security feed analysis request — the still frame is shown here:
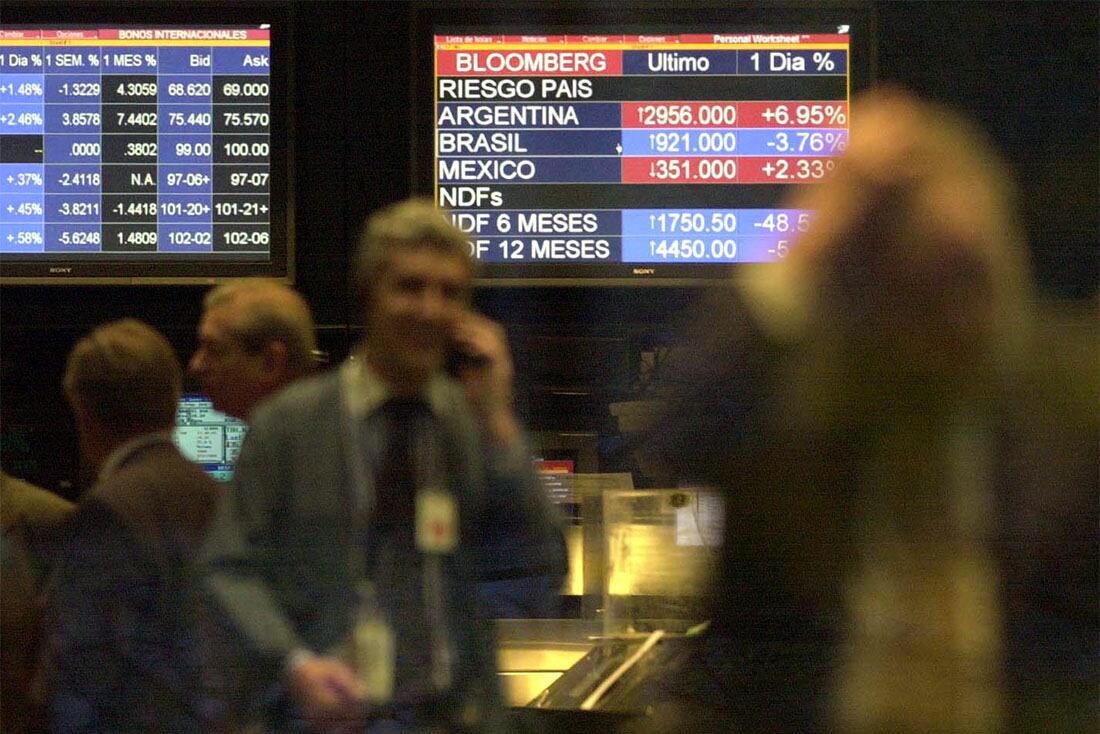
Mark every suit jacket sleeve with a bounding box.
[46,501,168,731]
[477,431,569,595]
[200,413,305,669]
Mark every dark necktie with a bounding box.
[372,398,426,528]
[367,398,446,704]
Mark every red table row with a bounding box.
[621,156,838,184]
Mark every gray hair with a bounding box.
[353,197,473,304]
[203,279,317,377]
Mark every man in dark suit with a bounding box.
[186,279,320,728]
[42,319,224,732]
[1,471,74,733]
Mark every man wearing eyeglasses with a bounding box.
[189,278,318,421]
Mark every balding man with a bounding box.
[43,319,224,732]
[189,278,317,421]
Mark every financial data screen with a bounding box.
[173,395,247,482]
[0,26,273,260]
[433,30,852,277]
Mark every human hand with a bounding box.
[285,655,366,732]
[450,311,520,444]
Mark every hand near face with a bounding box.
[449,311,520,445]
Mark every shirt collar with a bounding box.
[339,351,452,420]
[98,432,175,482]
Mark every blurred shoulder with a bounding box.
[0,471,74,531]
[248,370,342,431]
[90,445,223,540]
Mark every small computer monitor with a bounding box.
[172,393,247,482]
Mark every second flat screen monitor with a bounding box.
[429,22,870,283]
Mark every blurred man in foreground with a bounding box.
[202,199,566,732]
[190,278,317,421]
[44,319,224,731]
[642,88,1048,733]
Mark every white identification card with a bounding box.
[416,488,458,554]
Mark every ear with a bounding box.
[260,341,290,384]
[71,402,109,471]
[72,401,95,437]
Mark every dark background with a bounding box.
[2,1,1097,497]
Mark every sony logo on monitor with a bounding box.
[49,267,73,274]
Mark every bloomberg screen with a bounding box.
[0,25,277,273]
[433,28,855,282]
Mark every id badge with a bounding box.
[416,488,458,554]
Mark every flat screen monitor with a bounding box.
[415,6,873,284]
[0,3,292,283]
[172,394,247,483]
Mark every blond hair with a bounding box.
[786,89,1033,374]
